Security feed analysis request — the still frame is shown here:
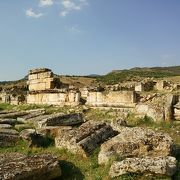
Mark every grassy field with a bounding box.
[0,104,180,180]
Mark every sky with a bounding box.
[0,0,180,81]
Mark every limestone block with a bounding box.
[75,92,80,102]
[59,93,67,102]
[0,129,19,147]
[135,83,144,92]
[55,121,117,157]
[0,111,28,119]
[29,82,46,91]
[0,118,17,125]
[109,156,177,178]
[98,127,174,165]
[0,153,61,180]
[37,71,53,79]
[156,81,165,91]
[37,113,84,128]
[86,91,136,107]
[68,92,76,102]
[28,74,38,80]
[0,124,12,129]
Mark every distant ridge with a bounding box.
[0,65,180,87]
[111,66,180,74]
[98,65,180,84]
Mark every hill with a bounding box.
[0,66,180,88]
[97,66,180,84]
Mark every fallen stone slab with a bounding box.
[17,109,46,123]
[27,114,52,123]
[0,124,12,129]
[55,121,117,157]
[109,156,177,178]
[98,127,174,165]
[0,118,17,125]
[0,153,61,180]
[37,113,84,128]
[0,110,18,114]
[0,111,28,119]
[0,129,19,147]
[15,123,34,131]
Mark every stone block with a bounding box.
[109,156,177,178]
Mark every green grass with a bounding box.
[0,142,175,180]
[0,105,180,179]
[97,67,180,84]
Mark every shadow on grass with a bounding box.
[57,160,85,180]
[172,144,180,180]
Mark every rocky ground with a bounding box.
[0,103,179,180]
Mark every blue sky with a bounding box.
[0,0,180,81]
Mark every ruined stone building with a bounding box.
[27,68,80,106]
[0,89,26,105]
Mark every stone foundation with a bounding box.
[86,91,136,107]
[27,91,80,106]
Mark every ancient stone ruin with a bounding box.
[27,68,80,106]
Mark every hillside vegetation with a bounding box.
[97,66,180,84]
[0,66,180,88]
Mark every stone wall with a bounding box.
[0,91,26,105]
[27,91,80,106]
[86,91,136,107]
[135,94,179,121]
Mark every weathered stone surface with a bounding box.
[0,110,18,114]
[37,113,84,128]
[164,94,178,121]
[0,129,19,147]
[0,118,17,125]
[27,114,52,123]
[27,92,81,106]
[135,104,164,121]
[0,111,28,119]
[174,102,180,121]
[86,91,136,107]
[109,156,177,178]
[98,127,174,165]
[55,121,117,157]
[20,129,48,147]
[37,126,69,138]
[0,153,61,180]
[0,124,12,129]
[17,109,46,123]
[15,124,34,131]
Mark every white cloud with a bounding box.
[60,10,69,17]
[62,0,81,10]
[60,0,88,17]
[26,8,43,18]
[39,0,54,7]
